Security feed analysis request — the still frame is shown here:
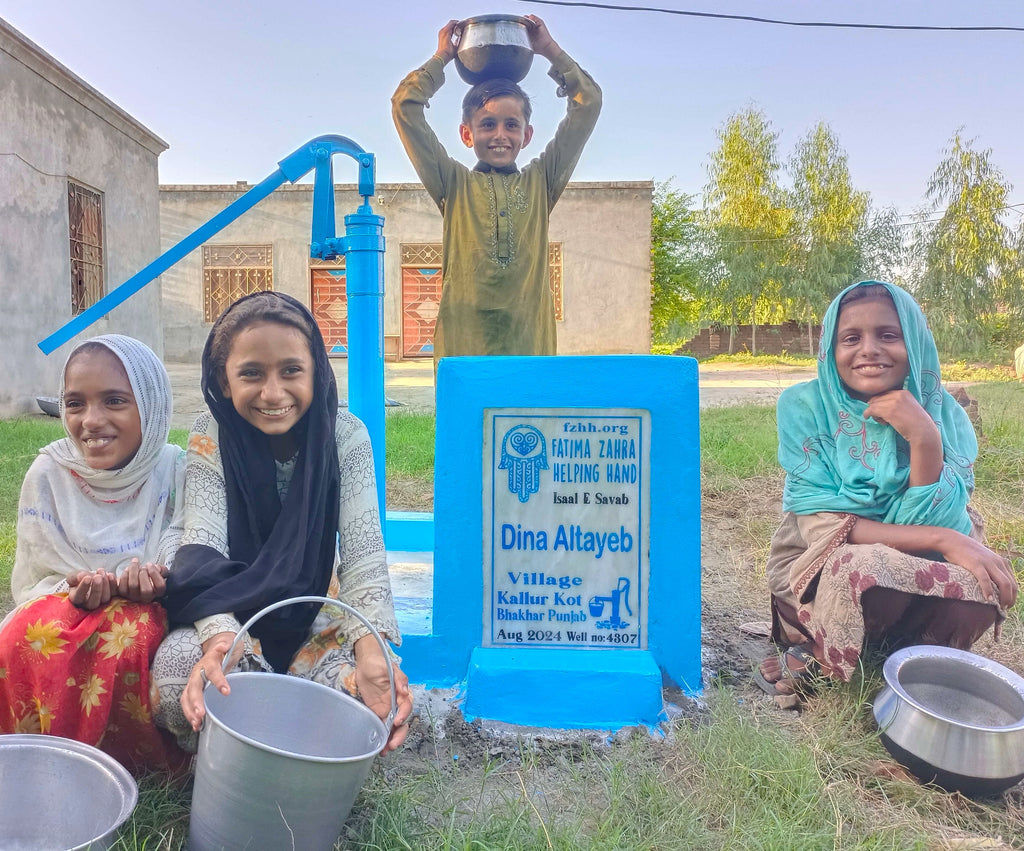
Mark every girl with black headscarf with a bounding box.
[154,292,412,751]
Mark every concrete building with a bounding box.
[0,17,167,416]
[159,180,653,362]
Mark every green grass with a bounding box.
[384,411,435,478]
[3,377,1024,849]
[696,352,815,366]
[942,362,1018,383]
[700,404,779,485]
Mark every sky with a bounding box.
[4,0,1024,221]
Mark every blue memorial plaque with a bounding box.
[483,408,651,650]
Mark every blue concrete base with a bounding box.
[386,510,434,552]
[463,647,664,729]
[398,634,464,688]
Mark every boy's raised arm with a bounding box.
[391,22,462,209]
[436,19,458,65]
[531,17,602,206]
[524,14,562,62]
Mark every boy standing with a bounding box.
[392,15,601,365]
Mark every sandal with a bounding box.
[753,645,822,698]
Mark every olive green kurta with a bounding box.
[392,51,601,363]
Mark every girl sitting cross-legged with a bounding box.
[756,280,1018,701]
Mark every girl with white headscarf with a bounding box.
[0,335,187,769]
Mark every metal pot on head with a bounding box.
[454,14,534,85]
[873,645,1024,796]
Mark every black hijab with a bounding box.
[164,292,340,671]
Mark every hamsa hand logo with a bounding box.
[499,425,548,503]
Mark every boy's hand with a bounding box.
[436,19,459,64]
[524,14,561,60]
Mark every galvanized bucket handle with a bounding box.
[223,595,398,729]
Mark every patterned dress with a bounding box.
[153,410,399,748]
[0,334,187,770]
[766,282,1004,680]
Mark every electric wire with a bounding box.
[511,0,1024,33]
[1,152,66,178]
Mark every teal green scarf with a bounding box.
[779,280,976,534]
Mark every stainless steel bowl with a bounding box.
[0,734,138,850]
[454,14,534,85]
[873,646,1024,796]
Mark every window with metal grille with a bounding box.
[68,181,104,315]
[309,253,348,356]
[202,245,273,322]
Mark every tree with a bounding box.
[788,123,869,354]
[650,181,705,342]
[914,130,1021,354]
[855,205,906,285]
[705,108,794,354]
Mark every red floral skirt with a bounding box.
[0,593,186,771]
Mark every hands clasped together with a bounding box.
[67,558,168,610]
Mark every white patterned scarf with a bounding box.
[11,335,185,606]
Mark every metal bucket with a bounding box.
[188,596,396,851]
[0,734,137,850]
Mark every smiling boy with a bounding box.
[392,15,601,365]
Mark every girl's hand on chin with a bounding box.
[864,390,937,442]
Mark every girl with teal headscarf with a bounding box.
[757,281,1017,700]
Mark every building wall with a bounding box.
[0,18,167,416]
[679,322,821,357]
[159,180,653,362]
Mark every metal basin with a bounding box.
[454,14,534,85]
[0,734,138,850]
[873,646,1024,796]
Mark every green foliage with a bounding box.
[649,181,707,342]
[705,108,796,354]
[912,130,1023,354]
[940,361,1016,383]
[653,115,1019,362]
[787,122,870,354]
[856,205,906,285]
[699,352,815,366]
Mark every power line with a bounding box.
[512,0,1024,33]
[1,152,65,178]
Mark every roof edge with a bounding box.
[0,16,168,155]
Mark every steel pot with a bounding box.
[454,14,534,85]
[0,734,138,850]
[872,645,1024,796]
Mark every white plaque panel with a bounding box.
[483,408,651,649]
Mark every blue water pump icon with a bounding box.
[588,577,632,630]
